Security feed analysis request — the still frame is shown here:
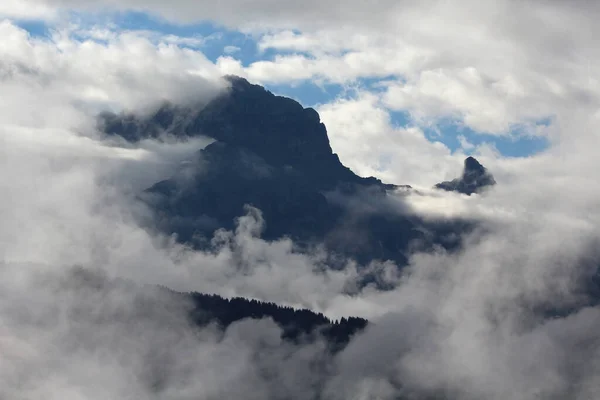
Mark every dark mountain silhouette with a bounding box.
[435,156,496,195]
[99,76,388,190]
[100,76,472,267]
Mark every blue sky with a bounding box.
[14,11,548,158]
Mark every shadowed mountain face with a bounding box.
[99,76,385,190]
[435,156,496,195]
[100,76,469,267]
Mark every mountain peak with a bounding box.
[223,74,255,87]
[100,75,384,189]
[464,156,485,173]
[435,157,496,195]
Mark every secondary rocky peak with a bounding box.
[435,156,496,195]
[464,156,485,173]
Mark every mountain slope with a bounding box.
[100,76,471,267]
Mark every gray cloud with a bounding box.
[0,264,335,399]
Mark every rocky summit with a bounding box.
[100,76,387,190]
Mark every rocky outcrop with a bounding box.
[435,156,496,195]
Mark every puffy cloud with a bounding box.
[317,91,461,186]
[238,1,600,136]
[0,20,224,131]
[316,124,600,398]
[0,262,332,399]
[457,135,475,151]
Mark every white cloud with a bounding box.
[0,20,224,130]
[381,68,545,134]
[317,91,461,186]
[223,45,240,54]
[457,134,475,151]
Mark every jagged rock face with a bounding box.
[141,140,451,266]
[144,140,338,246]
[100,76,383,191]
[435,156,496,195]
[101,76,469,267]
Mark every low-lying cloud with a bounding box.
[4,109,600,399]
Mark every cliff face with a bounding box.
[100,76,469,267]
[100,76,386,190]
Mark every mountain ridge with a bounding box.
[101,76,477,267]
